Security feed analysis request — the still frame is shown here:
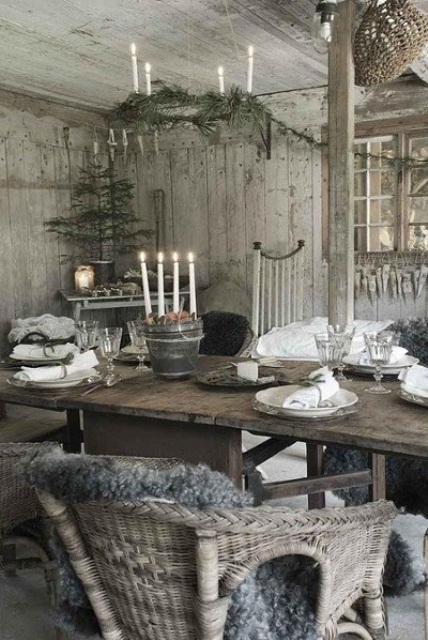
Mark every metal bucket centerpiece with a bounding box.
[142,318,203,379]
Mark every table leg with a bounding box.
[306,443,326,509]
[83,411,243,488]
[63,409,82,453]
[368,453,386,501]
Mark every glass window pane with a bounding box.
[368,170,396,196]
[354,226,367,252]
[369,139,397,169]
[355,172,366,196]
[369,226,395,251]
[354,200,367,224]
[410,137,428,161]
[410,197,428,223]
[408,224,428,250]
[369,199,395,225]
[354,144,367,170]
[410,169,428,195]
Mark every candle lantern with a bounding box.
[74,265,95,291]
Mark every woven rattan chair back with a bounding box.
[251,240,305,336]
[36,466,397,640]
[354,0,428,87]
[0,442,59,535]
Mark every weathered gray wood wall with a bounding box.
[2,76,428,354]
[0,89,107,352]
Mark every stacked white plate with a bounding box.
[254,385,359,420]
[9,368,102,389]
[398,382,428,407]
[343,354,419,376]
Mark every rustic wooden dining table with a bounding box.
[1,356,428,505]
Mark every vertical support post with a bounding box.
[327,0,355,326]
[252,242,262,335]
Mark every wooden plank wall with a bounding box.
[0,89,107,354]
[118,126,326,321]
[2,77,428,356]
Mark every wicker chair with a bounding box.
[0,442,58,599]
[35,457,397,640]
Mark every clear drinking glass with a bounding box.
[314,333,343,372]
[327,324,355,381]
[99,327,123,385]
[363,331,394,395]
[75,320,99,352]
[127,320,148,372]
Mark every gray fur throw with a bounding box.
[324,446,426,594]
[200,310,250,356]
[21,449,319,640]
[389,317,428,366]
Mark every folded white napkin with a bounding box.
[282,367,339,409]
[359,346,407,366]
[15,350,99,382]
[398,364,428,397]
[12,342,79,360]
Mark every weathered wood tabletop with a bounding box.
[1,356,428,488]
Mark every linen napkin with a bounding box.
[12,342,79,360]
[398,364,428,398]
[359,346,408,366]
[15,350,99,382]
[282,367,339,409]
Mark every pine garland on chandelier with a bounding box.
[114,83,323,149]
[114,82,428,169]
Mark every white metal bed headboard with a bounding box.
[251,240,305,336]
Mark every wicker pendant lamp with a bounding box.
[353,0,428,87]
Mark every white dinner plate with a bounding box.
[9,368,102,389]
[399,382,428,400]
[254,385,359,419]
[343,354,419,376]
[397,385,428,407]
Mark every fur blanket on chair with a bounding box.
[200,310,251,357]
[21,449,319,640]
[324,447,426,594]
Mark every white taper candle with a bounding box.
[145,62,152,96]
[140,252,152,317]
[188,252,197,317]
[173,252,180,313]
[157,252,165,317]
[247,45,254,93]
[130,43,139,93]
[218,66,225,94]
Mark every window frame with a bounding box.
[321,115,428,256]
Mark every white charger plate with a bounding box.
[398,382,428,405]
[343,354,419,376]
[9,368,102,389]
[254,385,359,420]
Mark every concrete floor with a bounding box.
[0,438,426,639]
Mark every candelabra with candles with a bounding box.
[138,252,203,379]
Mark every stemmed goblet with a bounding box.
[75,320,99,352]
[99,327,123,386]
[127,321,148,372]
[314,333,344,373]
[327,324,355,381]
[363,331,394,395]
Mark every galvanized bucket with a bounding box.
[142,320,203,379]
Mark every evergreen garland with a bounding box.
[114,83,428,168]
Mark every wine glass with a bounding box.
[127,321,148,372]
[363,331,394,395]
[314,333,344,372]
[75,320,99,352]
[98,327,123,385]
[327,324,355,381]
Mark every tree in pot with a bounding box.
[45,163,152,284]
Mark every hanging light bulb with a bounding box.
[312,0,338,54]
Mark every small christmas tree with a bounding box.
[46,163,152,263]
